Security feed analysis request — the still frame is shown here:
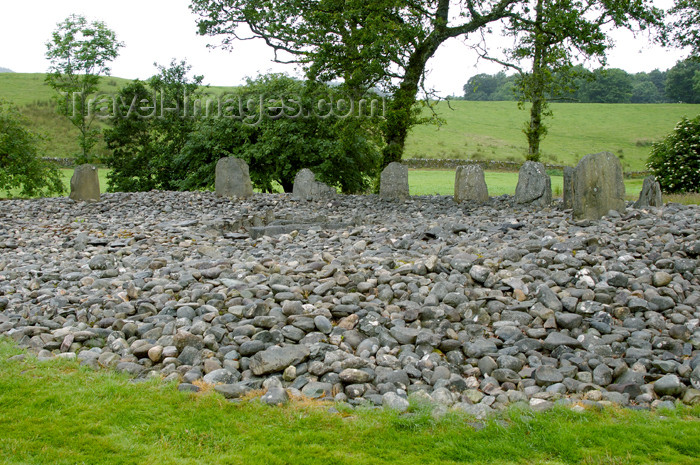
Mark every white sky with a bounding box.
[0,0,689,97]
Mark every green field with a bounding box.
[406,100,700,171]
[409,169,644,198]
[2,73,699,170]
[1,340,698,465]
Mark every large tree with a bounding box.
[191,0,524,168]
[45,14,123,163]
[176,74,383,193]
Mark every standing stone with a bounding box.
[380,162,409,199]
[215,157,253,198]
[634,175,663,208]
[454,164,489,203]
[515,161,552,207]
[292,169,336,200]
[572,152,625,220]
[562,167,574,209]
[69,164,100,202]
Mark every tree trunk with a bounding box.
[381,39,441,170]
[527,92,543,160]
[526,0,545,162]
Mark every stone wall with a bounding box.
[401,158,650,178]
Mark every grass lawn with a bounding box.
[408,169,640,198]
[0,340,698,465]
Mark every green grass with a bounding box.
[5,169,696,205]
[0,73,239,159]
[409,169,637,198]
[0,73,132,107]
[406,101,700,171]
[0,340,698,465]
[0,73,134,158]
[408,169,700,204]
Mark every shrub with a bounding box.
[176,74,383,194]
[0,99,64,197]
[104,60,202,192]
[106,72,382,194]
[647,116,700,193]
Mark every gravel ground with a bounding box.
[1,191,699,413]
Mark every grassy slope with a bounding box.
[2,73,700,171]
[405,101,700,171]
[0,73,133,106]
[0,340,698,465]
[0,73,237,159]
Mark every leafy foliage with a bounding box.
[577,68,634,103]
[176,74,383,193]
[463,72,519,101]
[647,115,700,193]
[668,0,700,58]
[665,59,700,103]
[45,14,123,163]
[104,60,203,192]
[462,66,679,103]
[190,0,527,168]
[0,100,64,198]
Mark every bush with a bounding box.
[107,72,382,194]
[0,99,64,198]
[647,116,700,193]
[104,60,203,192]
[176,74,382,194]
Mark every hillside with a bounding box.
[0,67,13,73]
[1,73,699,169]
[407,100,700,171]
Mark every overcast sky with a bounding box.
[0,0,688,96]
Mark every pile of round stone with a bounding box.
[1,191,698,414]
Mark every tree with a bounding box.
[191,0,529,169]
[0,99,64,198]
[463,72,516,101]
[175,74,382,193]
[665,59,700,103]
[475,0,661,160]
[104,60,203,192]
[668,0,700,58]
[45,14,123,163]
[631,80,661,103]
[578,68,634,103]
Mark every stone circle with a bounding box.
[1,191,698,413]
